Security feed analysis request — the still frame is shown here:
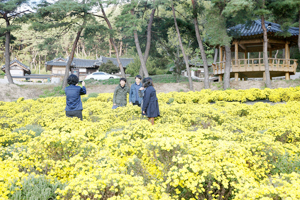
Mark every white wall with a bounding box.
[10,70,24,76]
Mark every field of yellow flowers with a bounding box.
[1,87,300,200]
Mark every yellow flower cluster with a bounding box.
[1,87,300,199]
[157,87,300,103]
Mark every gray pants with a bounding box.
[66,110,82,120]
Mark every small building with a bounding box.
[45,56,133,80]
[1,58,31,76]
[213,19,299,81]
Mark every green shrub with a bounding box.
[9,175,65,200]
[98,60,119,74]
[168,97,175,104]
[82,97,90,102]
[88,93,98,98]
[13,124,44,137]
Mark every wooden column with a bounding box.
[235,42,238,66]
[235,73,239,81]
[269,50,272,65]
[219,75,223,82]
[288,44,291,67]
[285,42,289,67]
[244,51,248,59]
[263,72,266,81]
[285,72,290,80]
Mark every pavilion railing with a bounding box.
[213,58,298,75]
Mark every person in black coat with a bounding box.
[141,77,160,125]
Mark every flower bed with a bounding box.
[1,88,300,199]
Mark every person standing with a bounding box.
[113,78,130,108]
[142,77,160,125]
[65,74,86,120]
[129,75,143,106]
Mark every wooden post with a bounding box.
[235,42,238,67]
[285,42,289,67]
[288,44,291,67]
[219,46,223,70]
[285,72,290,80]
[269,50,272,66]
[219,75,223,82]
[263,72,266,81]
[245,51,248,59]
[235,73,239,81]
[219,46,223,62]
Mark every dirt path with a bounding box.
[1,80,300,102]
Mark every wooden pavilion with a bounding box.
[213,20,299,81]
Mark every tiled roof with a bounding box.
[229,19,299,37]
[100,56,134,67]
[72,58,101,68]
[1,58,30,71]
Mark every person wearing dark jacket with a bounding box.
[65,74,86,120]
[113,78,130,108]
[129,75,143,106]
[142,77,160,125]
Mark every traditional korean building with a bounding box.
[1,58,31,76]
[213,19,299,81]
[45,56,133,80]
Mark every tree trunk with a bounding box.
[131,9,149,77]
[192,0,209,89]
[100,4,126,79]
[81,40,87,57]
[298,10,300,52]
[261,15,271,88]
[213,48,218,64]
[138,6,156,77]
[109,39,112,57]
[4,16,14,84]
[144,6,156,63]
[223,45,231,90]
[39,54,41,74]
[172,2,193,90]
[119,41,123,56]
[62,22,86,89]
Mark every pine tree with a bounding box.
[32,0,104,89]
[191,0,209,89]
[172,0,194,90]
[99,3,127,79]
[0,0,30,84]
[115,0,160,78]
[206,0,252,89]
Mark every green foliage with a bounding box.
[9,175,65,200]
[126,56,168,76]
[0,70,5,78]
[13,124,44,138]
[39,86,65,98]
[82,97,90,102]
[88,93,98,98]
[269,152,300,175]
[98,60,119,74]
